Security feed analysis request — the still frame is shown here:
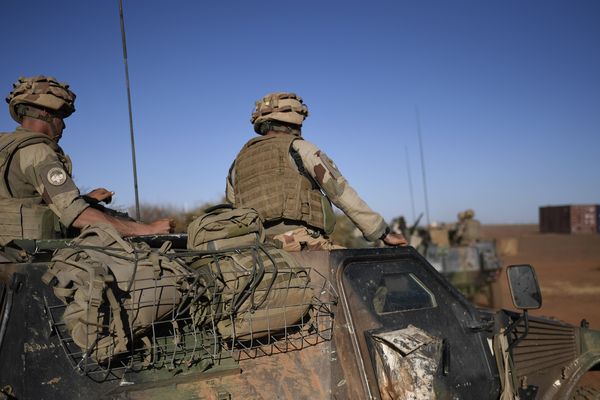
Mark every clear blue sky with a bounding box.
[2,0,599,224]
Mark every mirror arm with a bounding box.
[506,309,529,353]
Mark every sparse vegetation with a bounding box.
[126,202,377,246]
[128,201,224,233]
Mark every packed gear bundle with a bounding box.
[44,224,190,363]
[186,204,314,340]
[187,244,313,340]
[186,204,264,250]
[43,206,322,366]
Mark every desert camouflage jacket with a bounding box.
[0,127,88,227]
[227,135,387,242]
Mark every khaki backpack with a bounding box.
[187,245,313,341]
[187,204,265,251]
[43,223,190,364]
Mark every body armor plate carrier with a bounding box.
[233,135,334,234]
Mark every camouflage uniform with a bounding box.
[0,76,88,245]
[454,209,481,246]
[0,128,88,245]
[227,93,388,251]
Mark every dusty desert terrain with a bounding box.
[482,224,600,387]
[481,224,600,327]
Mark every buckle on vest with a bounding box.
[307,228,321,239]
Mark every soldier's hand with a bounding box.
[383,232,408,246]
[86,188,114,204]
[148,218,175,234]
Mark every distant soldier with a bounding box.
[226,92,407,251]
[0,76,173,246]
[453,209,481,246]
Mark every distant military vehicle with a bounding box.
[1,237,599,399]
[393,213,503,308]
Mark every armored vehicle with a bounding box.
[0,238,599,399]
[400,217,502,308]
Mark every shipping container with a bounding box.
[539,205,570,233]
[539,205,600,234]
[570,205,598,234]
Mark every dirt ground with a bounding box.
[482,224,600,387]
[481,224,600,327]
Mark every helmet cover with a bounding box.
[251,92,309,129]
[6,76,76,123]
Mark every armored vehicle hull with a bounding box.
[1,242,599,399]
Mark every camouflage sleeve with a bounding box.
[18,143,89,227]
[292,140,388,241]
[225,162,236,204]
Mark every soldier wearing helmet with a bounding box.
[0,76,173,245]
[453,208,481,245]
[226,92,407,251]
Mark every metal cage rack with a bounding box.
[45,245,337,383]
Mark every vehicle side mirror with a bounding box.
[507,264,542,310]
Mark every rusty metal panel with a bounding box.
[539,206,570,233]
[570,204,599,234]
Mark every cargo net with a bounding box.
[46,244,336,382]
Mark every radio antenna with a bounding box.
[118,0,141,221]
[404,145,417,223]
[416,107,431,227]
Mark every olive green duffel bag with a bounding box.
[187,204,265,251]
[188,245,313,341]
[43,223,190,363]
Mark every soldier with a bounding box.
[226,92,407,251]
[0,76,173,246]
[454,209,481,246]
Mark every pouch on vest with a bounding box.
[187,245,313,341]
[187,204,265,251]
[43,223,190,364]
[0,199,60,246]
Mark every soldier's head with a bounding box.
[6,76,76,142]
[458,209,475,221]
[251,92,308,136]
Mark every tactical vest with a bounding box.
[233,135,335,234]
[0,130,68,245]
[461,219,481,245]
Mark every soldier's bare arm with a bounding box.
[85,188,114,204]
[72,208,174,236]
[383,232,408,246]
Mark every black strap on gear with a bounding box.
[256,120,301,136]
[15,105,63,139]
[15,105,55,124]
[289,142,320,190]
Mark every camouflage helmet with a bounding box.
[251,92,309,133]
[6,76,76,123]
[458,209,475,220]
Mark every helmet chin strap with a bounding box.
[17,105,62,141]
[255,121,302,136]
[47,119,62,142]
